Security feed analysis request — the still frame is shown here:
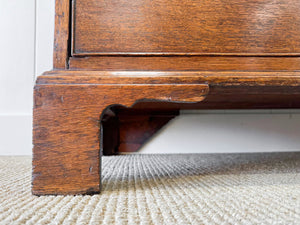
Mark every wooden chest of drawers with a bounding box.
[33,0,300,195]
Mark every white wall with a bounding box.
[35,0,55,76]
[140,110,300,153]
[0,0,299,155]
[0,0,35,155]
[0,0,54,155]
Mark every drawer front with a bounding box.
[73,0,300,56]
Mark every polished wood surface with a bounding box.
[38,70,300,87]
[38,70,300,111]
[53,0,70,69]
[33,0,300,195]
[32,78,208,195]
[73,0,300,55]
[69,56,300,71]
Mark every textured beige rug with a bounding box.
[0,153,300,224]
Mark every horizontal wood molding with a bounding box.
[39,70,300,87]
[69,56,300,71]
[72,53,300,57]
[37,70,300,110]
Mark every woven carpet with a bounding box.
[0,153,300,225]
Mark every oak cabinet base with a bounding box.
[32,70,300,195]
[32,71,208,195]
[34,0,300,195]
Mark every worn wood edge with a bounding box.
[31,187,101,196]
[38,70,300,87]
[53,0,70,69]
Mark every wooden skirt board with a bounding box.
[33,0,300,195]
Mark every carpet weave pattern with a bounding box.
[0,153,300,224]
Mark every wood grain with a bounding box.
[32,80,208,195]
[39,70,300,87]
[102,109,179,154]
[36,0,300,195]
[53,0,70,69]
[73,0,300,55]
[69,56,300,71]
[33,71,300,194]
[118,111,178,153]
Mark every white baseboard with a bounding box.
[0,114,32,155]
[140,110,300,154]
